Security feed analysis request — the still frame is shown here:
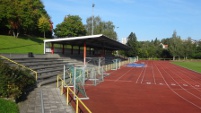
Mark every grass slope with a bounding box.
[172,61,201,73]
[0,35,44,54]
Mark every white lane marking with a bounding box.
[171,83,176,86]
[154,62,201,110]
[159,83,164,85]
[146,82,151,85]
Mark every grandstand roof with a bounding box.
[44,34,130,50]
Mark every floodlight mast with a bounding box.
[92,3,95,35]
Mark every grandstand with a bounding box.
[0,34,130,112]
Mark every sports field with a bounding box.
[172,61,201,73]
[83,60,201,113]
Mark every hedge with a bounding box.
[0,59,36,100]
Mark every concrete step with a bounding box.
[38,71,61,79]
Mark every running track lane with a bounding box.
[83,60,201,113]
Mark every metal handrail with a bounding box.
[57,75,92,113]
[0,55,38,80]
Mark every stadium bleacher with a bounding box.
[1,53,84,87]
[0,53,128,113]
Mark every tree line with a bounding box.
[54,15,118,40]
[0,0,117,40]
[124,31,201,59]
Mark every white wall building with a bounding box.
[121,38,127,44]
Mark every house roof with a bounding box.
[44,34,130,50]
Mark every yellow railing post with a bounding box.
[76,99,79,113]
[57,75,59,88]
[66,87,69,106]
[61,81,63,95]
[57,75,92,113]
[35,72,37,80]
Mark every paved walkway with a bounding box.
[18,85,75,113]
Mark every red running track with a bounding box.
[83,60,201,113]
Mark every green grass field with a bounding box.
[172,61,201,73]
[0,98,19,113]
[0,35,44,54]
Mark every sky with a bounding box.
[42,0,201,41]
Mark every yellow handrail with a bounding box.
[57,75,92,113]
[0,55,38,80]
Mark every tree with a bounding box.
[3,0,21,38]
[168,31,183,60]
[126,32,138,57]
[147,41,157,58]
[192,40,201,59]
[54,15,86,37]
[138,41,148,58]
[0,0,52,37]
[101,21,117,40]
[85,16,101,35]
[38,15,52,38]
[85,16,117,40]
[182,37,193,59]
[18,0,51,36]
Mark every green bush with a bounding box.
[192,52,201,59]
[0,98,19,113]
[0,59,36,100]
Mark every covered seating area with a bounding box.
[44,34,130,101]
[43,34,130,65]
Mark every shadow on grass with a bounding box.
[20,35,44,44]
[0,44,42,50]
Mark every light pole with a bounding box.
[116,26,119,41]
[92,3,95,35]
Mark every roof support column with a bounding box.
[102,43,105,57]
[71,45,74,55]
[62,44,65,54]
[89,48,92,55]
[78,46,81,55]
[44,42,46,54]
[84,42,86,66]
[51,43,54,54]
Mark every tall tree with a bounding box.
[168,31,183,60]
[54,15,86,37]
[182,37,193,59]
[138,41,149,58]
[126,32,138,57]
[19,0,50,36]
[85,16,101,35]
[3,0,21,37]
[38,15,52,38]
[85,16,117,40]
[101,21,117,40]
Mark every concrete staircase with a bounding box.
[0,54,82,113]
[18,86,75,113]
[2,54,83,87]
[0,53,126,113]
